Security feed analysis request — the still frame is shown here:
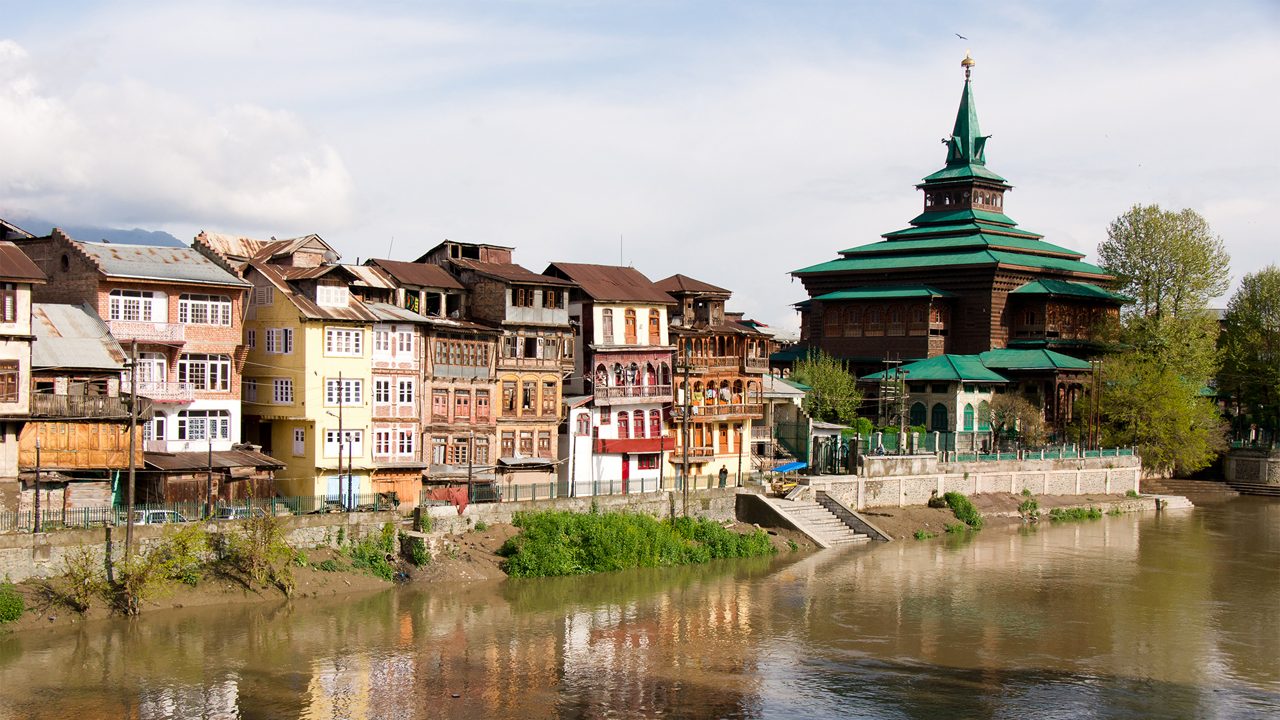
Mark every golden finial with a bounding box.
[961,50,975,80]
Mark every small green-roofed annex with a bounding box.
[977,348,1092,371]
[1010,279,1130,302]
[860,354,1009,383]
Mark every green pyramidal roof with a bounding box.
[920,71,1006,184]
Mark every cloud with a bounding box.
[0,38,352,231]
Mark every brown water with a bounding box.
[1,497,1278,719]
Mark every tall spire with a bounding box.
[945,51,987,168]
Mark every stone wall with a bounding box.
[0,511,399,583]
[423,487,742,535]
[813,456,1141,511]
[1224,448,1280,485]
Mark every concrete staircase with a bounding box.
[765,497,870,548]
[1142,478,1239,496]
[1222,480,1280,497]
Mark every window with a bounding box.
[454,390,470,418]
[272,378,294,404]
[432,389,449,419]
[649,309,661,345]
[522,381,535,411]
[633,410,646,438]
[324,378,363,405]
[374,328,391,353]
[649,410,662,437]
[910,402,927,427]
[518,431,533,456]
[624,309,637,344]
[599,411,611,425]
[177,410,231,441]
[397,330,414,354]
[543,289,561,309]
[537,431,551,458]
[475,390,490,419]
[144,415,166,442]
[374,378,392,404]
[397,429,415,456]
[601,309,614,344]
[0,361,17,402]
[502,381,516,413]
[576,413,590,436]
[293,428,305,456]
[316,282,349,307]
[374,429,392,456]
[542,381,556,415]
[243,379,258,403]
[617,412,630,439]
[930,403,949,432]
[474,437,490,464]
[178,294,232,325]
[433,436,448,464]
[108,289,158,321]
[324,429,363,457]
[0,283,15,323]
[450,437,469,465]
[177,354,231,391]
[265,328,294,354]
[397,378,415,405]
[252,285,273,305]
[964,403,975,432]
[512,287,534,307]
[637,455,658,470]
[246,329,256,348]
[501,431,515,457]
[324,327,363,356]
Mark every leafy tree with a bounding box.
[791,350,863,427]
[1099,204,1230,322]
[1100,354,1227,474]
[1219,265,1280,432]
[989,394,1046,447]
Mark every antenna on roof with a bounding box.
[387,235,394,258]
[620,233,623,266]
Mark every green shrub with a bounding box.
[399,532,430,566]
[1021,488,1033,497]
[213,515,296,595]
[499,510,775,578]
[914,529,937,540]
[1048,507,1103,522]
[1126,489,1140,498]
[943,523,971,534]
[1018,498,1040,521]
[0,582,24,624]
[943,492,983,530]
[153,524,208,586]
[315,559,340,572]
[59,545,107,612]
[787,539,799,552]
[345,523,398,580]
[474,521,489,532]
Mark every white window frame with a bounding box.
[396,429,416,457]
[396,330,414,354]
[178,293,232,326]
[324,378,363,406]
[292,428,305,456]
[374,377,392,404]
[316,282,349,308]
[272,378,294,404]
[324,327,363,357]
[397,378,415,405]
[177,410,231,441]
[324,429,363,458]
[374,327,392,353]
[243,379,258,403]
[177,353,231,391]
[108,289,159,322]
[373,429,393,456]
[246,329,256,348]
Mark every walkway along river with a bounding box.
[1,497,1277,719]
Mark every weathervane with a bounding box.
[962,50,975,81]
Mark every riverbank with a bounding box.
[861,492,1147,540]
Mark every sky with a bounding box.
[1,0,1277,334]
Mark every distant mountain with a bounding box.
[6,217,185,247]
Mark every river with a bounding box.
[1,497,1278,719]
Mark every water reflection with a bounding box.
[0,499,1277,719]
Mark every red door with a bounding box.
[621,453,630,494]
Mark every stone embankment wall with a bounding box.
[0,511,399,584]
[1224,448,1280,485]
[814,455,1141,511]
[424,487,742,535]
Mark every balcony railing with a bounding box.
[28,394,132,419]
[670,403,764,421]
[107,320,185,343]
[750,426,773,440]
[595,384,673,403]
[497,355,569,370]
[743,356,769,373]
[122,380,195,403]
[669,446,716,463]
[675,355,739,373]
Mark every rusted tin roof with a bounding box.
[344,264,396,289]
[453,258,575,286]
[654,273,730,296]
[0,240,47,282]
[76,239,250,288]
[544,262,674,304]
[31,303,127,369]
[144,447,285,471]
[364,258,464,290]
[251,263,380,322]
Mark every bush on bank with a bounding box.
[499,510,776,578]
[943,492,984,530]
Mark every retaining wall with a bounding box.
[0,511,399,584]
[1224,448,1280,485]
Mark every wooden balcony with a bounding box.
[595,384,673,404]
[750,425,773,440]
[670,403,764,421]
[28,393,132,419]
[497,355,567,371]
[675,355,740,373]
[743,356,769,373]
[107,320,185,343]
[122,380,195,403]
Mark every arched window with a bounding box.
[624,308,638,344]
[626,362,639,386]
[617,412,629,439]
[930,403,949,432]
[613,363,624,386]
[645,362,657,385]
[633,410,646,438]
[910,402,927,427]
[575,413,590,436]
[649,410,662,437]
[595,363,609,387]
[978,400,991,432]
[660,363,671,386]
[963,403,975,432]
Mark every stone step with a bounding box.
[1224,481,1280,496]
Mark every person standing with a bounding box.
[718,465,728,488]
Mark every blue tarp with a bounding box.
[770,461,808,473]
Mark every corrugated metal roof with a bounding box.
[794,248,1108,277]
[453,258,575,286]
[861,354,1009,382]
[977,348,1092,371]
[344,264,396,289]
[77,240,250,287]
[814,285,956,301]
[0,240,47,282]
[30,303,126,369]
[842,234,1082,260]
[654,274,729,295]
[144,447,285,471]
[544,262,675,304]
[250,263,380,322]
[1009,279,1129,302]
[365,258,464,290]
[365,301,434,324]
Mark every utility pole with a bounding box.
[125,340,138,561]
[337,370,343,508]
[681,339,691,517]
[736,424,743,487]
[206,439,213,519]
[32,436,40,536]
[467,429,474,502]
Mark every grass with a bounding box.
[1126,489,1140,498]
[914,529,937,540]
[0,582,23,624]
[474,521,489,532]
[1048,507,1104,522]
[344,523,399,581]
[943,492,983,530]
[1018,498,1040,521]
[943,523,972,534]
[498,510,775,578]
